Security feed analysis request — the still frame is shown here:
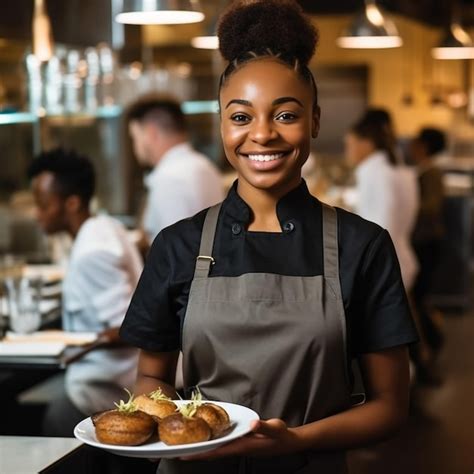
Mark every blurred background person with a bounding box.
[126,94,224,251]
[410,127,446,373]
[28,148,142,437]
[345,111,419,292]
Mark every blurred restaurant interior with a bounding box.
[1,0,474,472]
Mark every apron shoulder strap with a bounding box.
[321,203,339,279]
[194,203,222,279]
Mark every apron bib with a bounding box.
[158,204,352,474]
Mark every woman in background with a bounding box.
[345,114,419,292]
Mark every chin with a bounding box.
[242,172,300,193]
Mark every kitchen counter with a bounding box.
[0,436,81,473]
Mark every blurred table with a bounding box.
[0,340,102,370]
[0,436,81,474]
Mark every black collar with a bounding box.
[223,179,317,228]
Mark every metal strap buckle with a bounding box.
[196,255,215,265]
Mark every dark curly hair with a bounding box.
[417,127,446,157]
[27,148,95,207]
[217,0,319,106]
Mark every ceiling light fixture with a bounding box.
[191,35,218,50]
[337,0,402,49]
[32,0,54,62]
[191,2,226,50]
[116,0,204,25]
[432,23,474,60]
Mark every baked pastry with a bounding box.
[94,390,156,446]
[134,388,178,420]
[158,389,231,445]
[159,407,211,445]
[194,403,231,438]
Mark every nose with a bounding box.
[248,117,278,144]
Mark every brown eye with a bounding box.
[231,113,250,124]
[276,112,297,122]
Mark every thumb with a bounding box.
[251,418,287,437]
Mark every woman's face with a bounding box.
[344,132,374,167]
[220,59,319,195]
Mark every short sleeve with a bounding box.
[74,251,134,327]
[120,232,180,352]
[351,229,419,354]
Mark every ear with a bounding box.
[311,105,321,139]
[65,195,83,214]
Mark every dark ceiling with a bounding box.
[1,0,474,48]
[298,0,474,27]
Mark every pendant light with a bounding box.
[191,8,219,49]
[116,0,204,25]
[432,23,474,60]
[191,34,218,50]
[191,0,230,49]
[337,0,402,49]
[32,0,54,62]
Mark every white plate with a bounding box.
[74,401,259,458]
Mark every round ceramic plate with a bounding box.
[73,400,259,458]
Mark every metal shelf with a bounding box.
[0,101,219,126]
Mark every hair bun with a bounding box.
[217,0,318,66]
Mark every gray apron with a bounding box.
[158,203,352,474]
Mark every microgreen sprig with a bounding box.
[114,388,138,414]
[178,387,204,418]
[148,387,172,402]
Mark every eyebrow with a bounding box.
[225,97,304,109]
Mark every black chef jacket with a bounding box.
[120,180,418,357]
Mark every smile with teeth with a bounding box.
[245,153,286,162]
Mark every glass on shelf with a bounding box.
[45,55,63,115]
[0,255,27,336]
[4,275,42,335]
[85,47,99,112]
[64,49,82,114]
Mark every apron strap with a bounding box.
[322,203,339,279]
[194,203,222,279]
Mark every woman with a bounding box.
[345,115,419,291]
[120,1,418,472]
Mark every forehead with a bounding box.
[32,172,57,195]
[220,59,312,105]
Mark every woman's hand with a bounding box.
[181,418,301,460]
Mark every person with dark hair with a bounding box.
[126,94,224,247]
[411,127,446,367]
[120,1,418,472]
[28,148,143,437]
[345,112,419,292]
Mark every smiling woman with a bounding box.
[220,60,318,209]
[119,1,419,473]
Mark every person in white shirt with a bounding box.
[127,95,225,247]
[345,113,419,291]
[28,148,142,436]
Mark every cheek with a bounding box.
[221,123,246,153]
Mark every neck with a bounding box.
[237,177,301,232]
[68,210,91,238]
[151,135,187,167]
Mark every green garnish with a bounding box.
[149,387,172,402]
[114,388,138,414]
[179,402,198,418]
[177,387,204,418]
[190,387,203,406]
